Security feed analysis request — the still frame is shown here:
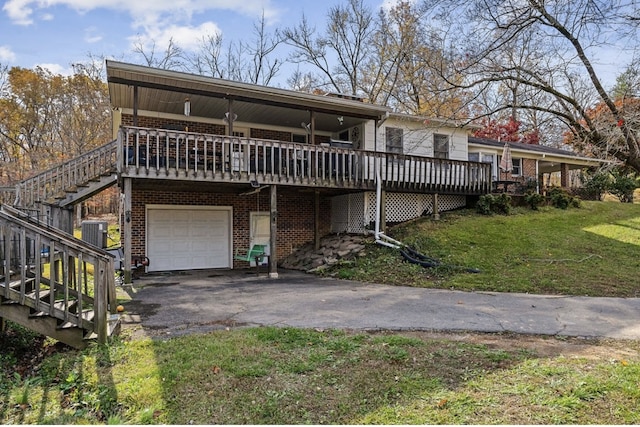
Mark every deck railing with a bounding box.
[119,126,491,195]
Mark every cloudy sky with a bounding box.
[0,0,395,78]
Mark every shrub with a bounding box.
[476,193,511,215]
[581,170,611,201]
[493,193,512,214]
[610,171,638,203]
[524,191,545,210]
[476,194,493,215]
[548,187,580,209]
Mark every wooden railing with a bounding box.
[119,126,491,195]
[0,205,117,344]
[16,141,118,208]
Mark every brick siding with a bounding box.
[128,187,332,268]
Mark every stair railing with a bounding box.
[0,204,117,344]
[14,140,118,209]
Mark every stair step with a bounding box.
[84,313,121,341]
[30,299,79,317]
[8,277,37,292]
[26,288,53,302]
[58,310,95,329]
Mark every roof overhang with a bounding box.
[389,112,481,131]
[468,138,607,172]
[106,60,390,133]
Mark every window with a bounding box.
[468,153,479,162]
[433,134,449,159]
[292,134,307,143]
[512,158,522,176]
[385,127,403,154]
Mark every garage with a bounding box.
[146,205,232,271]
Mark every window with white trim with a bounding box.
[433,134,449,159]
[385,127,403,154]
[512,158,522,176]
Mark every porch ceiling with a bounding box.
[106,60,390,133]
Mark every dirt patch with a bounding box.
[402,330,640,361]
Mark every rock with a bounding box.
[280,233,371,271]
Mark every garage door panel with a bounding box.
[147,208,230,271]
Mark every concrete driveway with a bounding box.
[120,268,640,340]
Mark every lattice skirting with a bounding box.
[331,192,467,234]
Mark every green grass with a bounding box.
[326,201,640,297]
[2,200,640,424]
[2,326,640,424]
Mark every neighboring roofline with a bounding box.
[468,136,607,164]
[389,112,482,130]
[106,60,391,120]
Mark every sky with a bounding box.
[0,0,395,82]
[0,0,632,90]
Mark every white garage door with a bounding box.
[147,206,231,271]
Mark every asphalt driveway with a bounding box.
[120,268,640,340]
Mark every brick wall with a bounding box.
[122,114,226,135]
[499,158,537,182]
[251,128,292,142]
[122,114,333,145]
[128,187,331,268]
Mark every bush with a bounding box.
[610,171,638,203]
[524,191,545,210]
[476,193,511,215]
[581,170,611,201]
[548,187,581,209]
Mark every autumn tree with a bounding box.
[419,0,640,172]
[0,64,110,184]
[474,117,540,144]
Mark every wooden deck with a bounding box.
[119,126,491,195]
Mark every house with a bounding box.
[468,136,603,191]
[8,61,605,281]
[0,60,604,346]
[101,61,496,279]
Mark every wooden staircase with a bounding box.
[0,140,122,348]
[14,140,118,209]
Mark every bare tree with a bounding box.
[132,36,186,70]
[283,0,375,95]
[420,0,640,171]
[186,12,282,85]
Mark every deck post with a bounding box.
[123,177,133,284]
[433,193,440,220]
[269,184,278,279]
[380,190,387,233]
[314,190,320,250]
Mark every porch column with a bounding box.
[133,86,138,127]
[310,111,316,145]
[269,184,278,279]
[314,190,321,250]
[560,163,570,188]
[123,177,133,284]
[227,98,235,136]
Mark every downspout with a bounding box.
[373,113,404,250]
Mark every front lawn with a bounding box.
[327,201,640,297]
